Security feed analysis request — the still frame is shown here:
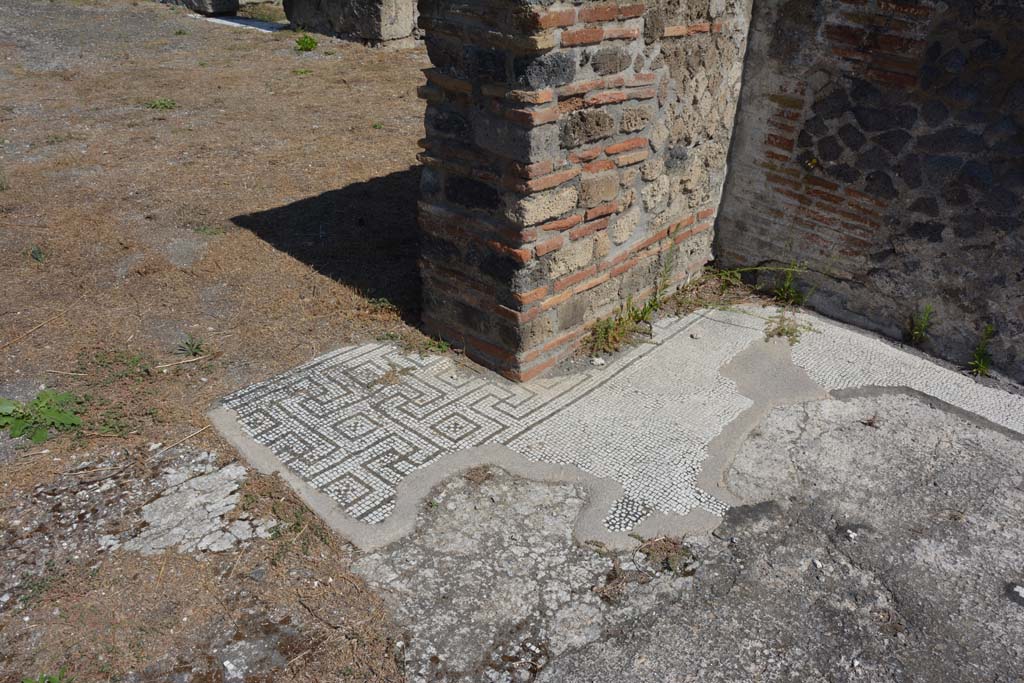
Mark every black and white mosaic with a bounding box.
[220,307,1024,532]
[221,312,756,527]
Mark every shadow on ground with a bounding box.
[231,167,423,324]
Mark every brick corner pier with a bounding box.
[416,0,748,380]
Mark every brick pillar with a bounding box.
[417,0,731,381]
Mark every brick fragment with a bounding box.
[578,4,619,22]
[605,137,648,155]
[561,28,605,46]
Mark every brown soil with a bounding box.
[0,0,430,679]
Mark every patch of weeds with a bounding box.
[292,68,312,76]
[30,245,45,263]
[906,304,934,347]
[585,295,655,355]
[17,561,63,607]
[294,34,318,52]
[174,29,188,35]
[376,331,401,342]
[198,61,209,67]
[267,500,331,560]
[772,265,807,306]
[0,390,84,443]
[764,309,813,345]
[586,243,678,356]
[192,224,224,236]
[82,350,153,383]
[371,122,384,130]
[21,669,73,683]
[422,337,450,354]
[96,406,133,436]
[425,499,439,510]
[145,98,177,111]
[968,324,996,377]
[175,334,206,357]
[367,297,399,314]
[0,163,8,191]
[323,49,336,56]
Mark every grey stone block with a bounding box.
[164,0,239,15]
[283,0,416,41]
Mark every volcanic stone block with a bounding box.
[283,0,415,42]
[165,0,238,15]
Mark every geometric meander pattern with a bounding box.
[222,311,758,529]
[222,306,1024,532]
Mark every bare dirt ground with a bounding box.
[1,0,431,679]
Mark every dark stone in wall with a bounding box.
[513,52,576,90]
[445,176,500,211]
[716,0,1024,381]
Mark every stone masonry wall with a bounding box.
[417,0,751,380]
[716,0,1024,381]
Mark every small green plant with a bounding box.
[175,334,206,357]
[773,267,806,306]
[423,337,450,354]
[371,122,384,129]
[764,309,812,345]
[294,34,318,52]
[174,29,188,35]
[0,390,83,443]
[0,163,8,191]
[192,224,224,236]
[292,68,312,76]
[30,245,45,263]
[906,304,934,347]
[146,98,177,111]
[968,324,996,377]
[198,61,209,67]
[21,668,73,683]
[323,50,336,56]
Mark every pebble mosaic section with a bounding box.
[790,314,1024,435]
[222,310,759,528]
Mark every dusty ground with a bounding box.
[1,0,427,679]
[3,2,1023,683]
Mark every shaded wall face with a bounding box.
[716,0,1024,380]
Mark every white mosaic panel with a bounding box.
[508,310,763,521]
[790,313,1024,435]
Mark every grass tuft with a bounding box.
[968,324,996,377]
[906,304,934,347]
[145,98,176,111]
[294,34,318,52]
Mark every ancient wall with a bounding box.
[716,0,1024,381]
[417,0,751,380]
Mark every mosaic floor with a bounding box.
[219,307,1024,532]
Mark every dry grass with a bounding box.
[0,0,432,467]
[0,0,430,678]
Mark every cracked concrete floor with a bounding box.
[355,392,1024,682]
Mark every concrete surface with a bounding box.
[352,393,1024,682]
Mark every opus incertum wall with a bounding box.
[416,0,752,380]
[716,0,1024,382]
